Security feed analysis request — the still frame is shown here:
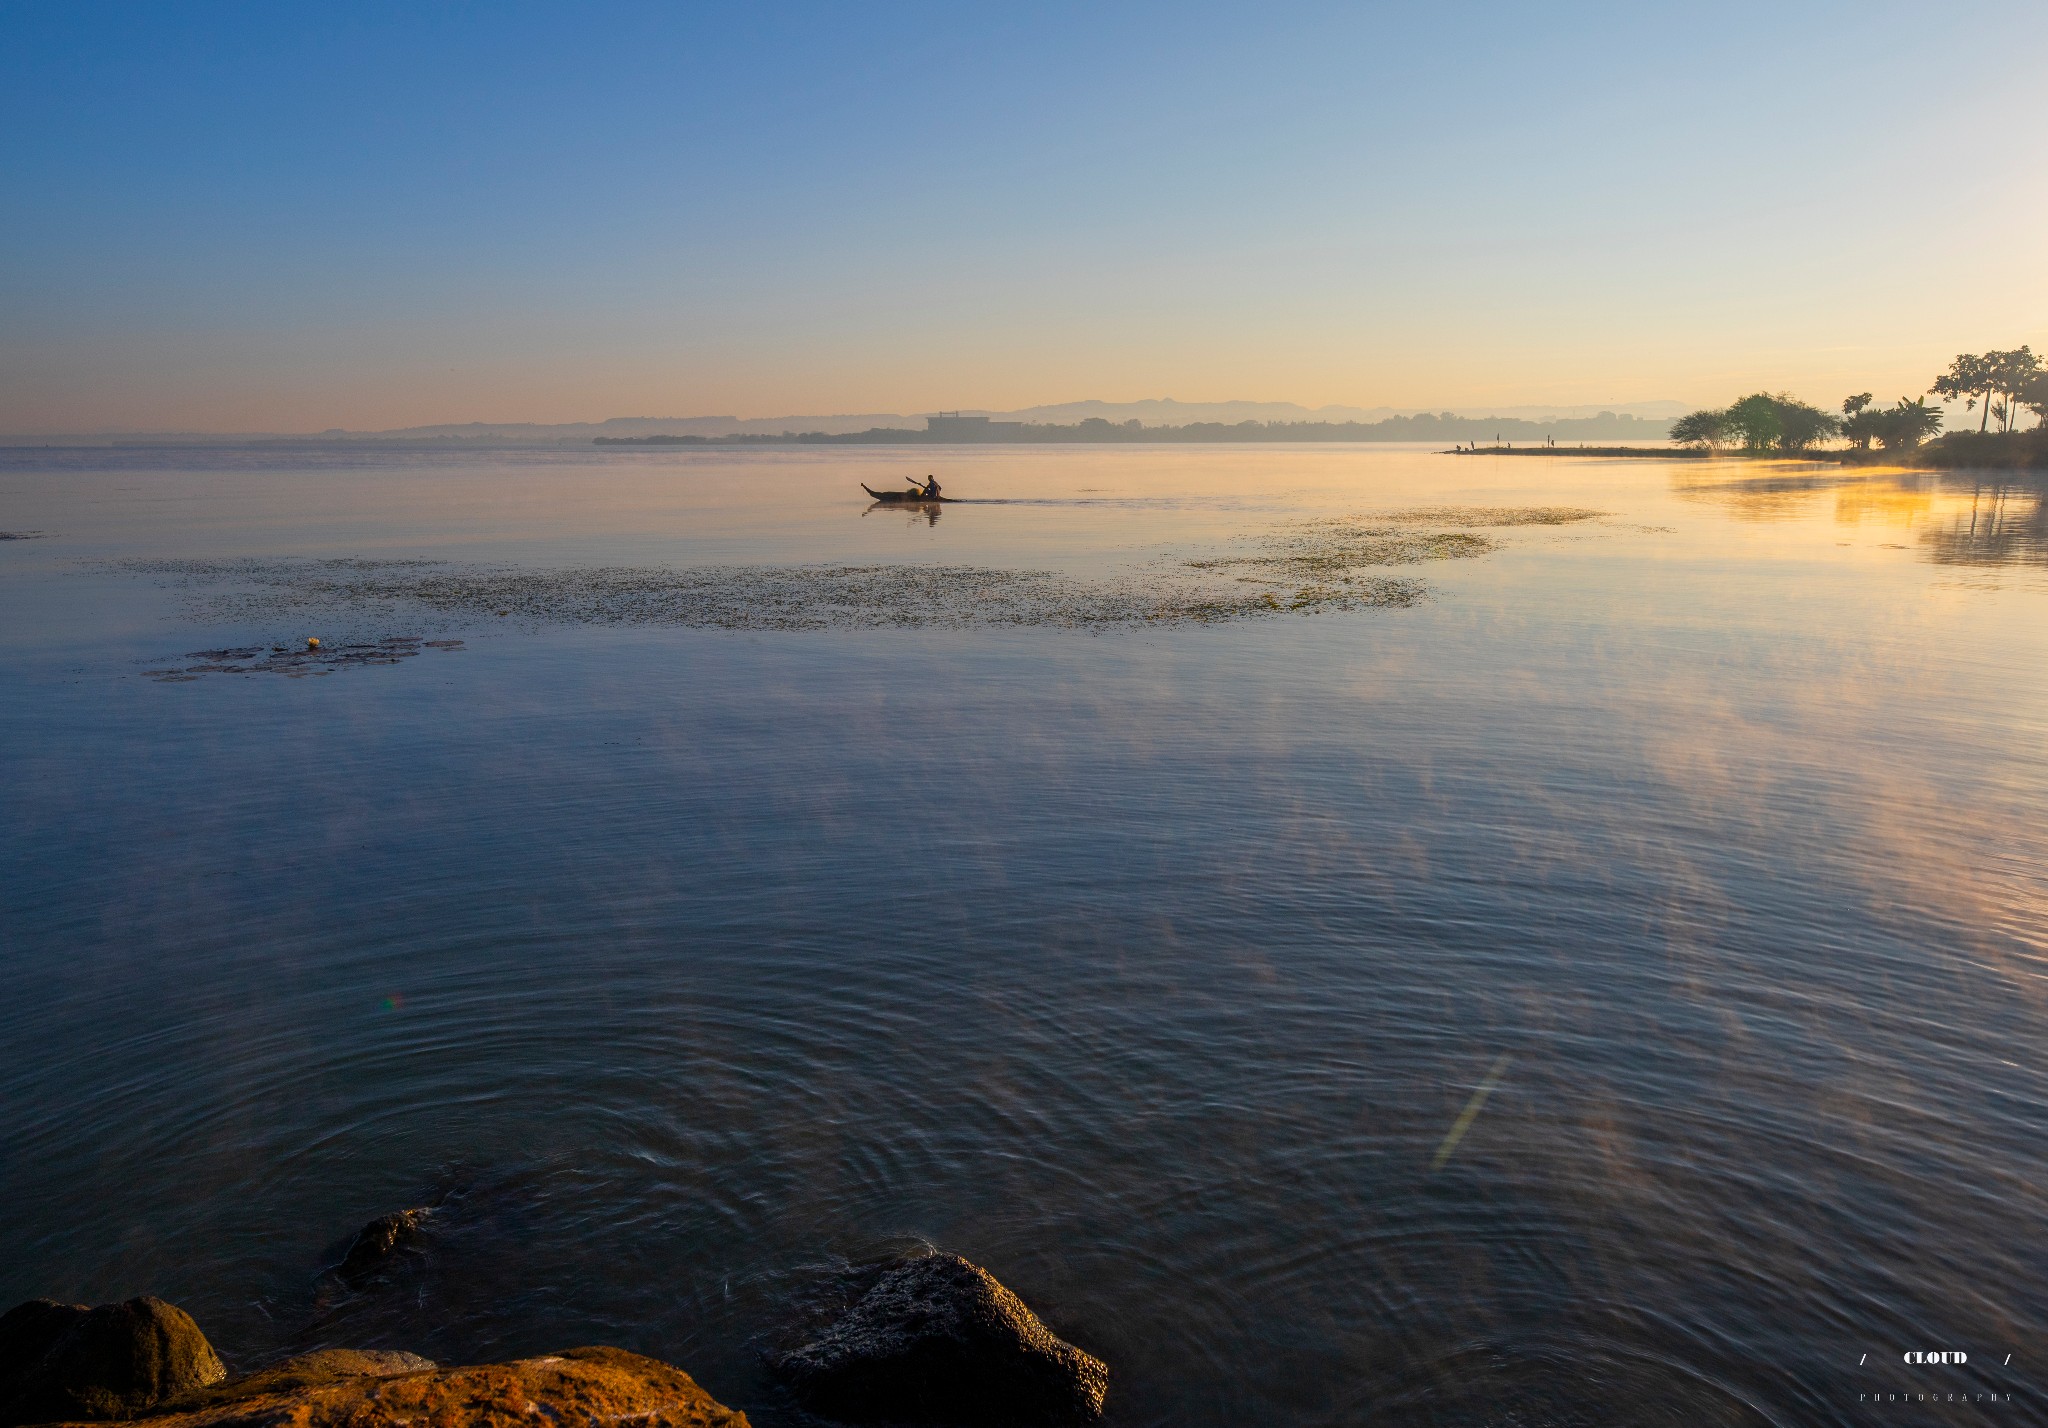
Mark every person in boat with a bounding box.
[909,474,941,499]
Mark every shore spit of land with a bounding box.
[1444,427,2048,470]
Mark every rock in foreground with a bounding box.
[94,1347,743,1428]
[154,1349,436,1414]
[774,1254,1107,1425]
[0,1298,225,1425]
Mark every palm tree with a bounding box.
[1931,349,2041,434]
[1931,353,1997,432]
[1875,397,1942,449]
[1988,347,2042,433]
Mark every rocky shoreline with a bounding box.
[0,1217,1108,1428]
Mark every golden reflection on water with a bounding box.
[8,445,2048,1425]
[1670,463,2048,569]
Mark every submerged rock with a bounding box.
[94,1346,745,1428]
[0,1297,225,1424]
[774,1253,1107,1425]
[334,1208,429,1286]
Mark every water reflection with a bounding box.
[6,446,2048,1428]
[1668,464,1848,523]
[1920,480,2048,566]
[1671,465,2048,567]
[864,498,943,527]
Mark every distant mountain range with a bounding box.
[5,397,1692,446]
[972,397,1692,427]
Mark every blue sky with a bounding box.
[3,1,2044,431]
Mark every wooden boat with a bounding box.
[862,483,949,503]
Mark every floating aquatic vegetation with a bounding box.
[1176,505,1603,611]
[117,556,1420,634]
[1360,506,1605,527]
[141,634,464,683]
[111,507,1600,653]
[1,530,46,540]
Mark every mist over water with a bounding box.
[3,445,2045,1427]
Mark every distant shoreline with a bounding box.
[594,413,1672,448]
[1443,430,2047,472]
[1442,445,1708,459]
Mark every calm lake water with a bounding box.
[3,445,2045,1426]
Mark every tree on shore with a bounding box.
[1670,394,1838,452]
[1840,393,1875,450]
[1724,393,1782,450]
[1727,392,1838,451]
[1778,398,1840,451]
[1882,397,1942,449]
[1932,347,2042,433]
[1672,350,2040,460]
[1841,393,1940,450]
[1932,353,1995,431]
[2020,370,2048,430]
[1995,347,2043,432]
[1671,409,1730,449]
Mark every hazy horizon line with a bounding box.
[1,395,1697,443]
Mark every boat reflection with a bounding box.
[864,498,943,527]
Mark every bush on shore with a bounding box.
[1841,394,1943,451]
[1672,393,1838,452]
[1673,344,2044,467]
[1875,428,2048,470]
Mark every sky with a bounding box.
[2,1,2045,434]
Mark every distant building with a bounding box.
[926,412,1028,440]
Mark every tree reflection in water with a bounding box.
[1670,465,2048,568]
[1920,478,2048,566]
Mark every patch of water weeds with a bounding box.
[141,635,466,683]
[114,556,1434,636]
[1178,505,1604,612]
[1362,506,1606,527]
[108,507,1602,654]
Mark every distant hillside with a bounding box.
[992,397,1691,426]
[334,413,919,441]
[277,398,1692,441]
[598,411,1675,446]
[4,398,1690,446]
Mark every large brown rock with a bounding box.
[55,1347,746,1428]
[0,1298,225,1424]
[773,1254,1108,1424]
[155,1350,436,1414]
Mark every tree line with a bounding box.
[1672,345,2044,453]
[599,411,1674,446]
[1930,347,2047,434]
